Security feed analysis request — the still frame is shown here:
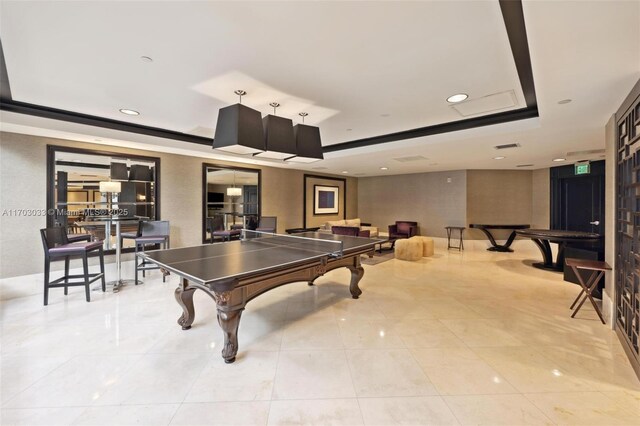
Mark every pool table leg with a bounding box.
[175,279,196,330]
[347,257,364,299]
[217,308,242,363]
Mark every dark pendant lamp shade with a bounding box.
[287,124,324,163]
[213,103,265,155]
[129,164,152,182]
[110,162,129,181]
[253,114,297,160]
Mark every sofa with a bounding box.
[320,218,378,238]
[331,226,371,238]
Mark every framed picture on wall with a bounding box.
[314,185,339,215]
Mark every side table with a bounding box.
[445,226,465,250]
[565,258,611,324]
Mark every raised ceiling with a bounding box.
[0,1,638,176]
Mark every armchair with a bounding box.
[388,221,418,240]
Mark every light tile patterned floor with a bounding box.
[1,246,639,425]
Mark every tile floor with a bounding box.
[1,246,639,425]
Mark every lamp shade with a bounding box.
[287,124,324,163]
[99,181,122,193]
[226,187,242,197]
[110,162,128,181]
[129,164,152,182]
[213,103,265,155]
[254,114,296,159]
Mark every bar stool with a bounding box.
[133,221,171,283]
[40,227,106,305]
[207,216,241,243]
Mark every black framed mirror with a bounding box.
[202,163,261,243]
[46,145,161,254]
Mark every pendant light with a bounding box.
[213,90,265,155]
[254,102,297,160]
[226,170,242,197]
[286,112,324,163]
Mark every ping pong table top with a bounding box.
[140,231,379,286]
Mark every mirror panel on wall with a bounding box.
[202,164,261,243]
[47,146,160,253]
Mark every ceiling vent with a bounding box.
[311,166,328,170]
[393,155,428,163]
[451,90,518,117]
[516,164,534,167]
[494,143,521,150]
[566,149,605,157]
[354,173,366,176]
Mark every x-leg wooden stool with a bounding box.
[565,258,611,324]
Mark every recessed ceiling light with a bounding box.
[553,158,566,162]
[446,93,468,103]
[141,56,153,62]
[380,167,388,170]
[341,171,349,174]
[119,108,140,116]
[558,99,572,104]
[493,156,505,160]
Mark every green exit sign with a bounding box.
[575,163,591,175]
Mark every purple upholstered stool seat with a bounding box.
[212,228,242,242]
[135,235,169,243]
[48,240,104,255]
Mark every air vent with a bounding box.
[451,90,518,117]
[354,173,366,176]
[312,167,328,170]
[393,155,428,163]
[516,164,534,167]
[566,149,605,157]
[494,143,520,150]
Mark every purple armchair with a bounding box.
[331,226,370,238]
[388,221,418,240]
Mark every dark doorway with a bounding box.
[551,160,605,287]
[559,175,604,233]
[551,160,605,233]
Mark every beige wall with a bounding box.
[532,168,551,229]
[358,170,467,238]
[466,170,533,240]
[0,132,356,278]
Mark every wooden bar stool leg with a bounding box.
[135,242,140,284]
[99,248,106,292]
[44,258,50,306]
[82,252,91,302]
[64,256,70,295]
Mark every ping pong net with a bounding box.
[241,230,344,258]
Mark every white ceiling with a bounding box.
[1,1,639,177]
